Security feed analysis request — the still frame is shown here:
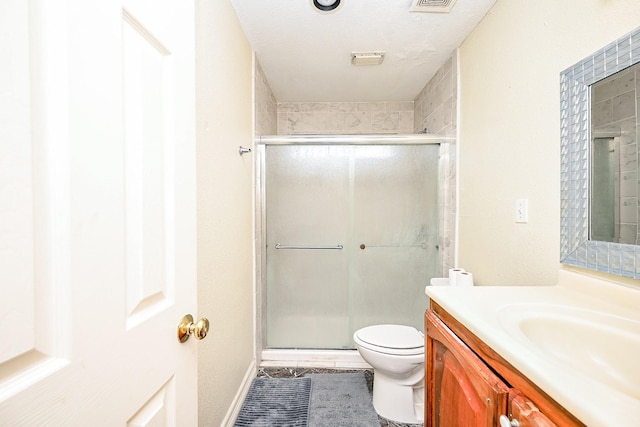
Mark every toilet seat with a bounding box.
[354,325,424,356]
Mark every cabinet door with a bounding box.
[426,310,509,427]
[508,390,558,427]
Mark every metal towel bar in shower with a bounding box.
[274,243,343,250]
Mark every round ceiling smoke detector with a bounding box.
[313,0,341,12]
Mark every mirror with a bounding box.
[590,63,640,245]
[560,26,640,278]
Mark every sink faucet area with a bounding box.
[424,268,640,427]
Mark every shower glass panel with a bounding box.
[351,145,439,332]
[265,144,439,349]
[266,145,351,348]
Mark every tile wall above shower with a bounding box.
[413,53,456,137]
[277,101,415,135]
[255,59,278,136]
[414,51,458,276]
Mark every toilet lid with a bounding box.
[355,325,423,350]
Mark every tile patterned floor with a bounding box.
[257,367,423,427]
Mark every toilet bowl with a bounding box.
[353,324,425,424]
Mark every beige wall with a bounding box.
[458,0,640,285]
[195,1,255,425]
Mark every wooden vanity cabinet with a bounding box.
[425,305,584,427]
[426,309,509,426]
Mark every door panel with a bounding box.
[0,0,197,424]
[0,0,73,404]
[265,145,351,348]
[0,0,35,365]
[127,377,176,427]
[426,310,509,427]
[123,8,175,327]
[352,145,439,331]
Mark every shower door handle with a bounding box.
[274,243,343,250]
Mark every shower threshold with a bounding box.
[260,349,370,369]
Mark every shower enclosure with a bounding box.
[257,135,442,350]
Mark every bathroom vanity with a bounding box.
[422,25,640,427]
[424,269,640,427]
[425,305,580,427]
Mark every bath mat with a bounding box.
[234,377,311,427]
[306,372,380,427]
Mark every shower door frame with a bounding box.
[254,134,453,367]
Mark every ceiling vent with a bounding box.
[410,0,458,13]
[351,52,385,66]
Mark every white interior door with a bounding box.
[0,0,198,425]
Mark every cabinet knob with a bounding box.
[499,415,520,427]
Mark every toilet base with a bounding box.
[371,370,424,424]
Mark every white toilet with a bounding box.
[353,324,425,424]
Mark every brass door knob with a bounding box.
[178,314,210,343]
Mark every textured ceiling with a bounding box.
[229,0,497,102]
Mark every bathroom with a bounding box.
[1,0,639,425]
[210,0,640,424]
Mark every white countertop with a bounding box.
[424,269,640,427]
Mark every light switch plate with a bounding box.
[516,198,528,223]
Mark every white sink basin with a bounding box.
[498,304,640,399]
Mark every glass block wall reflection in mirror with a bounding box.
[560,26,640,278]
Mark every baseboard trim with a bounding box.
[260,349,371,369]
[221,359,257,427]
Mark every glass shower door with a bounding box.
[265,144,439,349]
[265,145,352,348]
[350,145,439,332]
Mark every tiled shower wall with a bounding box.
[277,101,414,134]
[255,52,458,277]
[255,58,278,136]
[414,52,458,275]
